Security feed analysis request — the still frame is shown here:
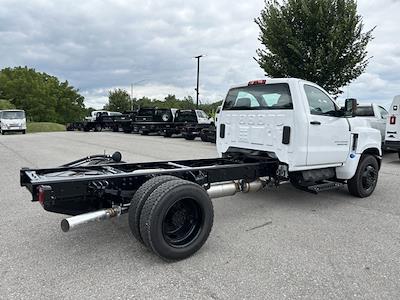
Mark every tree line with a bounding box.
[0,67,86,123]
[103,88,222,117]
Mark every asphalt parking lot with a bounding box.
[1,132,400,299]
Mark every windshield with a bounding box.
[223,83,293,110]
[1,111,25,119]
[196,110,209,118]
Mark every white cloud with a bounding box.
[0,0,399,109]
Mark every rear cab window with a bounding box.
[175,110,197,122]
[223,83,293,110]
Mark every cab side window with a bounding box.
[304,85,337,115]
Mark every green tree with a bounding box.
[105,89,131,112]
[0,99,16,110]
[0,66,85,123]
[255,0,374,94]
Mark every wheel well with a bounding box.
[362,148,382,168]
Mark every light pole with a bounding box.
[130,79,147,110]
[194,55,204,109]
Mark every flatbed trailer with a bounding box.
[20,151,282,260]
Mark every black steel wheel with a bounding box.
[348,154,379,198]
[162,198,202,247]
[128,175,178,244]
[140,179,213,261]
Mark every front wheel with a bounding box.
[348,154,379,198]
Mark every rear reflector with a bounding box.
[38,186,45,206]
[390,116,396,125]
[248,80,266,86]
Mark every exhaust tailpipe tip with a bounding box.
[61,219,70,232]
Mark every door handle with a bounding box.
[310,121,321,125]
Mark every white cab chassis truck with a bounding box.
[20,78,382,261]
[385,95,400,158]
[0,109,27,135]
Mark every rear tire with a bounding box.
[140,179,214,261]
[128,175,178,244]
[348,154,379,198]
[94,124,102,132]
[200,134,208,142]
[184,135,195,140]
[163,132,172,138]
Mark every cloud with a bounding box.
[0,0,399,109]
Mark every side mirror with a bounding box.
[344,98,358,117]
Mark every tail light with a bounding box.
[390,116,396,125]
[248,80,266,86]
[37,185,51,206]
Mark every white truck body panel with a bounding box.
[385,96,400,149]
[217,78,381,179]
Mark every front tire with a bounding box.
[140,179,214,261]
[348,154,379,198]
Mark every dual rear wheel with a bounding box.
[128,176,214,261]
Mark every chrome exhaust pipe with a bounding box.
[61,207,121,232]
[206,179,265,199]
[206,181,241,199]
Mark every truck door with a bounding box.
[303,84,350,166]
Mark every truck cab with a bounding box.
[0,109,27,135]
[385,95,400,157]
[355,103,388,143]
[217,78,382,197]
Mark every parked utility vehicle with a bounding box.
[385,95,400,158]
[163,109,212,139]
[134,108,177,135]
[355,103,388,142]
[67,111,123,132]
[20,78,382,261]
[0,109,26,135]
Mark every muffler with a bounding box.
[61,207,121,232]
[206,179,265,199]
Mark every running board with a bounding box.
[307,181,344,194]
[293,181,344,194]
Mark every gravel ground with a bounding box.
[0,131,399,299]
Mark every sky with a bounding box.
[1,0,399,109]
